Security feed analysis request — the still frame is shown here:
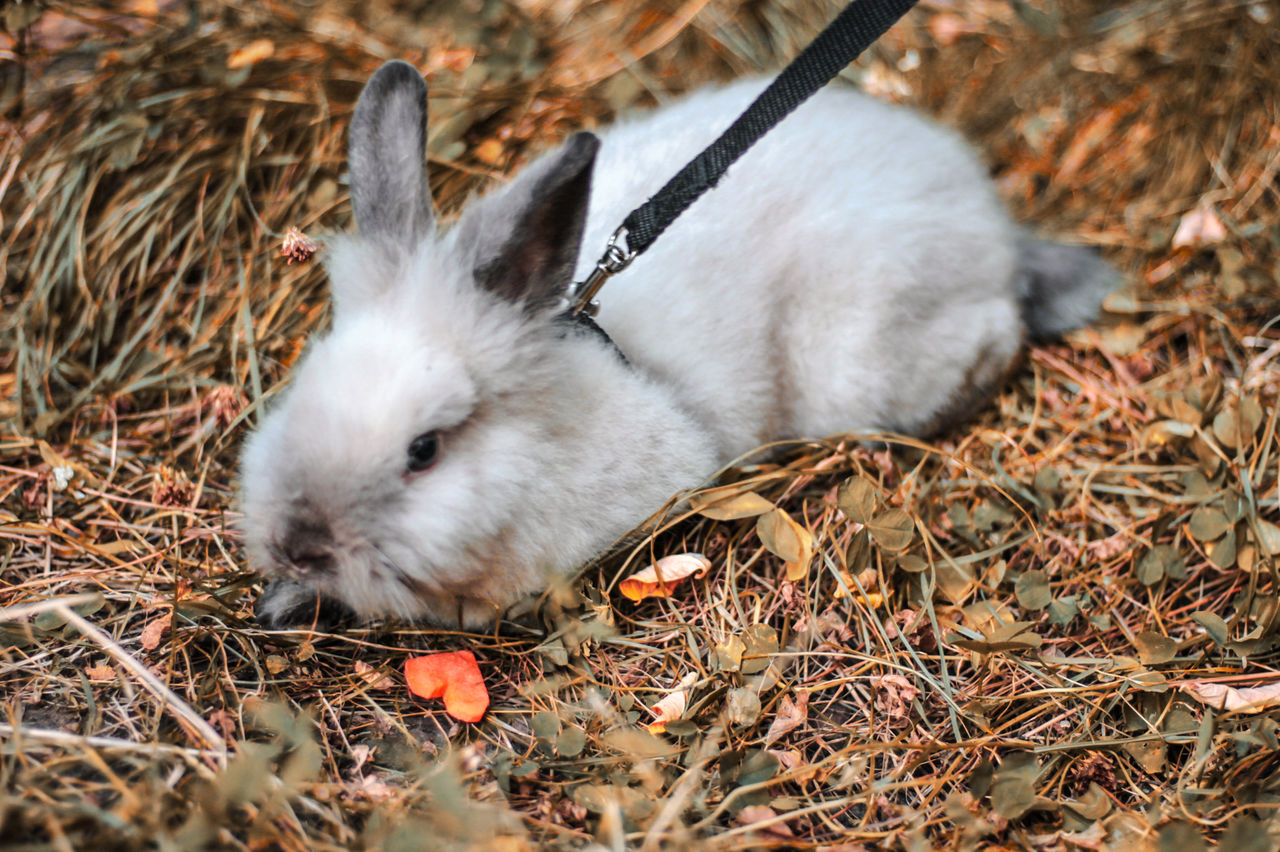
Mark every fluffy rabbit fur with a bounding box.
[241,60,1116,629]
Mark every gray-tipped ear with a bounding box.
[349,60,434,244]
[460,131,600,312]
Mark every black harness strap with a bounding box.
[558,307,630,364]
[571,0,918,316]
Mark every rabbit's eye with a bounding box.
[406,431,440,472]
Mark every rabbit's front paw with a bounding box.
[255,577,354,631]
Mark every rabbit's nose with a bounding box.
[287,547,334,576]
[281,519,335,575]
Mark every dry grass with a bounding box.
[2,0,1279,849]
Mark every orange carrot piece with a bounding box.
[404,650,489,723]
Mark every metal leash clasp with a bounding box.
[570,226,636,316]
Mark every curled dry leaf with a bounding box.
[619,553,710,602]
[648,671,698,734]
[404,650,490,723]
[871,673,919,725]
[1180,680,1280,713]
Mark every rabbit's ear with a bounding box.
[461,132,599,312]
[349,60,434,245]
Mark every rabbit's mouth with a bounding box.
[394,572,508,629]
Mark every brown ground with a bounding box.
[2,1,1279,849]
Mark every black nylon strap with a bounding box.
[620,0,918,257]
[557,307,630,364]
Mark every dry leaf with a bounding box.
[405,650,490,723]
[756,508,814,580]
[619,553,710,602]
[265,654,289,674]
[871,673,919,725]
[865,508,915,552]
[689,489,775,520]
[353,660,394,691]
[764,691,809,745]
[647,671,697,734]
[37,440,96,488]
[1171,203,1227,248]
[711,634,746,671]
[1180,680,1280,713]
[600,726,679,758]
[725,687,762,727]
[1256,519,1280,556]
[138,616,168,651]
[735,805,794,840]
[227,38,274,69]
[769,747,818,786]
[86,664,115,682]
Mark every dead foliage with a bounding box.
[2,0,1280,849]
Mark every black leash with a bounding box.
[570,0,918,317]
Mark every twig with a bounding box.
[54,604,229,769]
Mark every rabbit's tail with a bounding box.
[1015,234,1118,339]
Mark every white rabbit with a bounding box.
[240,60,1116,629]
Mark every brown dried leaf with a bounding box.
[734,805,794,840]
[1255,519,1280,557]
[865,508,915,552]
[836,476,878,524]
[690,488,774,520]
[871,673,919,725]
[1180,680,1280,713]
[647,671,697,733]
[601,726,679,759]
[725,687,762,727]
[353,660,394,691]
[769,748,818,786]
[764,691,808,746]
[711,634,746,672]
[990,752,1040,820]
[756,508,814,580]
[1188,505,1229,541]
[1014,569,1051,611]
[265,655,289,675]
[741,624,780,675]
[619,553,710,602]
[1134,631,1177,665]
[86,664,115,682]
[138,616,168,651]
